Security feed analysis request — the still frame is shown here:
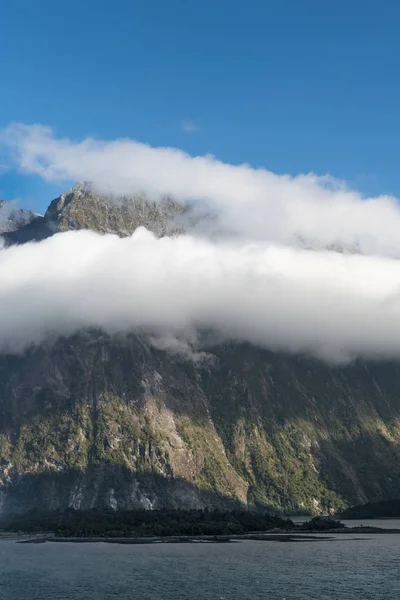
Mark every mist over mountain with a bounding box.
[4,123,400,256]
[0,182,400,515]
[2,179,400,366]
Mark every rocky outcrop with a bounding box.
[0,200,38,234]
[1,182,192,245]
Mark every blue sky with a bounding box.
[1,0,400,213]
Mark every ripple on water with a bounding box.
[0,535,399,599]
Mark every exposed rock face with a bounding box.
[1,182,191,245]
[1,184,400,515]
[0,200,39,234]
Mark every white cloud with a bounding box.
[181,119,200,133]
[2,123,400,257]
[2,122,400,362]
[2,227,400,362]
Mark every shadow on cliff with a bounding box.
[203,343,400,427]
[0,465,246,516]
[3,335,400,512]
[2,335,400,431]
[317,431,400,506]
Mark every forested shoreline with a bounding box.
[1,508,295,537]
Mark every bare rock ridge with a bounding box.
[0,200,39,234]
[1,183,400,516]
[1,182,192,245]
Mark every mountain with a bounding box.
[0,200,39,235]
[1,184,400,516]
[340,498,400,519]
[2,182,191,245]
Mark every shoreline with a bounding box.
[19,533,334,544]
[16,526,400,545]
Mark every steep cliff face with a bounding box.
[1,185,400,516]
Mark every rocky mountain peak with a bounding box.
[44,181,191,237]
[0,200,39,234]
[45,181,94,217]
[1,182,191,245]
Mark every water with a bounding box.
[1,535,399,599]
[340,518,400,529]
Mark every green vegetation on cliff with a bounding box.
[2,334,400,515]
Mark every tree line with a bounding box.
[1,508,295,537]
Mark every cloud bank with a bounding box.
[2,123,400,362]
[2,228,400,362]
[2,122,400,256]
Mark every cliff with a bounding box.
[1,184,400,515]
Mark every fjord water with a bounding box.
[1,536,399,600]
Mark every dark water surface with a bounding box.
[1,535,399,599]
